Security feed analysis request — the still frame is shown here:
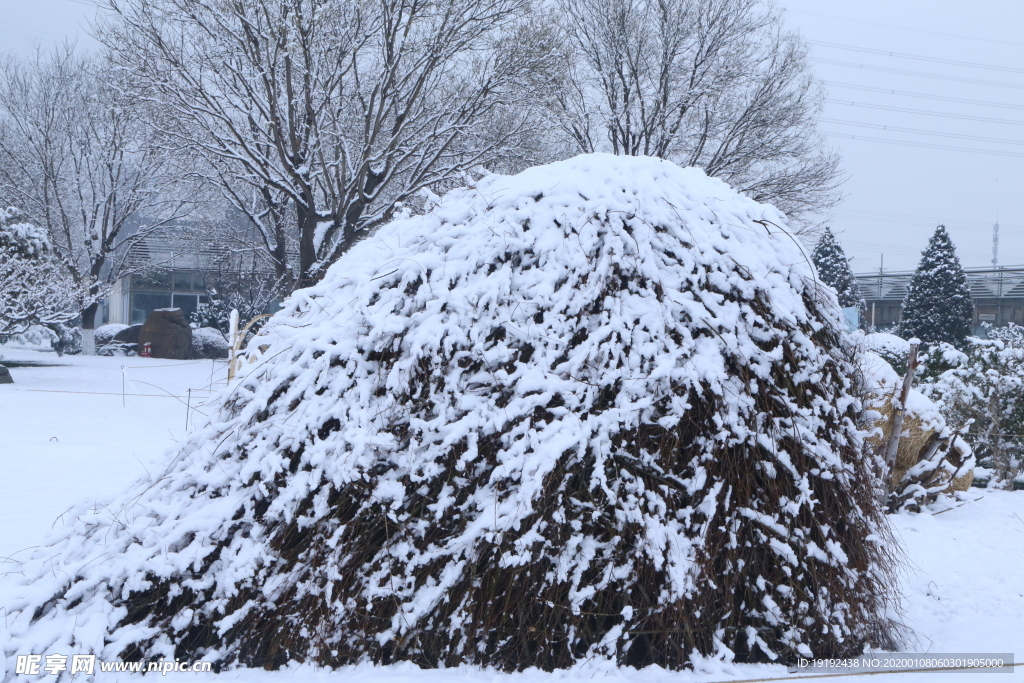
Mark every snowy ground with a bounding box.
[1,345,1022,682]
[0,345,227,564]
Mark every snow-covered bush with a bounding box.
[864,332,911,376]
[191,270,279,337]
[0,324,56,350]
[0,155,900,673]
[919,329,1024,489]
[0,207,81,336]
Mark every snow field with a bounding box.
[0,347,227,563]
[1,350,1022,682]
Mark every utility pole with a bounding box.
[992,221,1000,268]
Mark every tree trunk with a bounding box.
[297,201,318,289]
[81,300,99,355]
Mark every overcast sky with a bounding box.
[3,0,1023,274]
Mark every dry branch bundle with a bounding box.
[0,155,900,673]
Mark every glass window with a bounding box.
[172,293,200,322]
[172,271,193,291]
[131,292,172,325]
[132,270,172,290]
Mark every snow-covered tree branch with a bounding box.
[0,46,189,352]
[99,0,557,286]
[549,0,841,228]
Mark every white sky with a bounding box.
[3,0,1023,274]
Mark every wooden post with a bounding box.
[883,340,920,485]
[227,309,240,381]
[228,312,273,382]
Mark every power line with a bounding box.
[827,100,1024,127]
[814,58,1024,90]
[834,207,1022,231]
[834,214,1024,237]
[809,40,1024,75]
[822,130,1024,158]
[824,81,1024,112]
[788,8,1024,49]
[820,117,1024,147]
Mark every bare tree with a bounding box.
[551,0,841,227]
[0,46,187,352]
[99,0,556,287]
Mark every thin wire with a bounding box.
[834,207,1022,231]
[822,131,1024,158]
[809,40,1024,75]
[824,81,1024,112]
[835,215,1024,236]
[826,100,1024,127]
[815,58,1024,90]
[820,117,1024,147]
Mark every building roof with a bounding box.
[855,266,1024,301]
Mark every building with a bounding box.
[857,266,1024,334]
[100,235,276,326]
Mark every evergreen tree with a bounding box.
[899,225,974,346]
[812,227,865,310]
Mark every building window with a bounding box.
[131,292,172,324]
[129,269,209,324]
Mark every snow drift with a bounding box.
[0,155,899,675]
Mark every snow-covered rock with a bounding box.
[94,323,128,347]
[191,326,229,359]
[0,155,898,674]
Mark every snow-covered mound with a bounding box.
[864,333,911,359]
[0,155,899,674]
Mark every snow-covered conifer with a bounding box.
[0,156,899,672]
[898,225,973,346]
[812,228,864,311]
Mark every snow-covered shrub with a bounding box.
[864,332,911,376]
[191,269,280,336]
[0,324,56,350]
[0,207,81,336]
[0,155,900,673]
[919,330,1024,489]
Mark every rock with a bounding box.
[192,327,230,359]
[0,365,12,384]
[113,324,143,344]
[138,309,193,360]
[95,323,129,347]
